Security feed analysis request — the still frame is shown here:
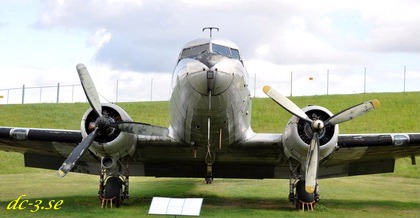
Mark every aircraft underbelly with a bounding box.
[142,162,289,179]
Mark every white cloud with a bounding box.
[37,0,419,63]
[357,0,420,52]
[255,44,271,59]
[1,0,419,104]
[87,28,112,49]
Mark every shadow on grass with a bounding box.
[320,198,420,211]
[132,178,294,211]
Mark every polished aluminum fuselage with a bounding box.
[137,38,284,179]
[169,53,253,149]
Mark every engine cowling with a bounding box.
[282,105,338,163]
[80,103,136,158]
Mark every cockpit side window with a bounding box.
[181,48,191,59]
[231,49,240,60]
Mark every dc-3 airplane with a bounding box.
[1,28,420,210]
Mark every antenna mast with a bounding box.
[202,27,219,37]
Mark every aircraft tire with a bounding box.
[296,180,315,203]
[104,177,123,207]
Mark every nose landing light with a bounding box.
[187,69,233,95]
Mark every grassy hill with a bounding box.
[0,92,419,217]
[1,91,419,132]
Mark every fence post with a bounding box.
[364,67,367,93]
[150,78,153,101]
[327,69,329,95]
[22,84,25,104]
[403,65,406,92]
[40,87,43,103]
[290,71,293,97]
[56,83,60,103]
[116,80,119,103]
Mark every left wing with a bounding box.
[318,133,420,178]
[0,127,102,174]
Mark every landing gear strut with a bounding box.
[204,140,215,184]
[205,164,213,184]
[98,174,129,208]
[98,158,130,208]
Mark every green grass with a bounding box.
[0,92,419,217]
[252,92,420,133]
[0,92,418,132]
[0,174,418,217]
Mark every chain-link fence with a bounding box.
[0,77,173,104]
[1,67,419,104]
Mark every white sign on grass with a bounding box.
[148,197,203,216]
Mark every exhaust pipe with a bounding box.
[101,156,116,169]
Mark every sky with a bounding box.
[0,0,419,104]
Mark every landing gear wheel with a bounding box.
[104,177,123,208]
[205,177,213,184]
[295,180,315,210]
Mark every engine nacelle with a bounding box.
[282,105,338,163]
[81,103,137,158]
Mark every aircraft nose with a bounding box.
[187,69,233,95]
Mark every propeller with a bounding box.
[58,64,168,178]
[262,86,312,123]
[77,64,102,117]
[263,85,379,193]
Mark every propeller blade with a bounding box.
[305,132,319,194]
[77,64,102,117]
[58,129,98,178]
[263,85,312,123]
[325,99,380,126]
[113,122,169,136]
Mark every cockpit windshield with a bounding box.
[212,44,241,60]
[179,42,241,61]
[212,44,230,57]
[191,44,209,56]
[181,43,209,59]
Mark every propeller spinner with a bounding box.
[263,85,379,193]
